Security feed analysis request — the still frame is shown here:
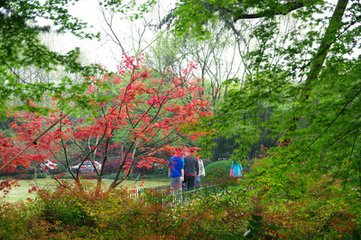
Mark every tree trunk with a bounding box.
[287,0,349,134]
[305,0,349,87]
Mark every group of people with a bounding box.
[168,148,205,192]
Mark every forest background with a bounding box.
[0,0,360,239]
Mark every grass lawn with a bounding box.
[1,177,169,203]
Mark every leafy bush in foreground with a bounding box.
[0,177,359,239]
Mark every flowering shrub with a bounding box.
[0,178,359,239]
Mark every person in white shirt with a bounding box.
[195,158,205,188]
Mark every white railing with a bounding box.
[129,184,230,206]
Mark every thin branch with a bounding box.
[101,10,126,53]
[0,114,68,171]
[344,127,359,184]
[283,87,361,170]
[60,121,77,180]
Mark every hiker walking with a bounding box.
[168,148,184,193]
[184,149,199,190]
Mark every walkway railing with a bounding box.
[131,184,230,206]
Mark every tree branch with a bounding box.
[232,1,305,22]
[0,114,68,171]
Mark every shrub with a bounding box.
[0,176,360,239]
[37,185,96,228]
[0,173,47,180]
[204,160,232,184]
[23,173,47,180]
[0,202,37,240]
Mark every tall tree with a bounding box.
[169,1,361,235]
[1,55,211,191]
[170,0,360,158]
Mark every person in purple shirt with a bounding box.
[168,148,184,193]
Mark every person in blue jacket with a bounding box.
[168,148,184,193]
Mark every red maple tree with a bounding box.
[0,55,212,191]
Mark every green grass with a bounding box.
[1,177,169,203]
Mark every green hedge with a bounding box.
[0,173,47,180]
[204,160,232,184]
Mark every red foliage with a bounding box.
[0,134,30,172]
[0,179,19,196]
[1,55,212,185]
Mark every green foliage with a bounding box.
[170,1,361,238]
[173,0,218,40]
[0,202,31,240]
[172,0,361,164]
[0,0,102,117]
[241,166,361,239]
[0,0,360,238]
[0,181,359,239]
[23,1,361,238]
[100,0,156,20]
[38,187,96,227]
[145,31,184,72]
[204,160,232,184]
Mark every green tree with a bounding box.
[0,0,104,117]
[169,0,361,236]
[171,0,360,162]
[171,1,361,234]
